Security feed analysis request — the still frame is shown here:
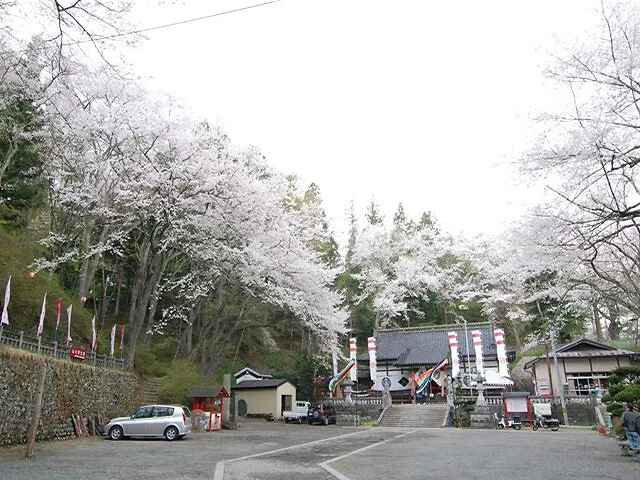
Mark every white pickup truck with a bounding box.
[282,401,311,423]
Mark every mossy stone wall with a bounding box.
[0,346,138,446]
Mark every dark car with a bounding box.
[307,403,337,425]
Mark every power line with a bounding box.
[5,1,282,53]
[84,0,283,44]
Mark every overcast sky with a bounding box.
[60,1,611,239]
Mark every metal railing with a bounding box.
[0,324,124,369]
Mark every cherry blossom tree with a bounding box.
[349,209,465,329]
[518,3,640,340]
[24,52,348,367]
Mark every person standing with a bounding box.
[621,403,640,460]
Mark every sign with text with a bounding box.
[69,346,87,360]
[537,378,550,396]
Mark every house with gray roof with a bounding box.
[231,371,297,420]
[523,338,639,397]
[357,322,515,400]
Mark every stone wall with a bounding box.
[0,346,138,446]
[333,402,385,425]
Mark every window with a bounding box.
[133,407,153,418]
[566,372,609,396]
[153,407,174,417]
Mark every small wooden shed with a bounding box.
[190,386,230,431]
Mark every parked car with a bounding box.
[103,405,191,441]
[283,401,311,423]
[307,403,337,425]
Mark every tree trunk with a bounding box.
[606,301,621,340]
[143,283,161,346]
[592,302,603,340]
[124,250,171,368]
[78,224,108,301]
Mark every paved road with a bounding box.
[0,422,633,480]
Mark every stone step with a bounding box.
[138,377,163,405]
[376,404,448,428]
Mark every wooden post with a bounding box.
[25,363,47,458]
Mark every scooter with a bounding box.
[494,412,522,430]
[532,403,559,431]
[532,414,559,431]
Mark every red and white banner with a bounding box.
[472,329,484,375]
[54,298,62,331]
[119,325,125,352]
[448,331,459,378]
[37,292,47,336]
[367,337,377,383]
[494,328,509,377]
[349,337,357,382]
[110,324,116,356]
[1,276,11,326]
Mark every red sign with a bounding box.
[69,346,87,360]
[537,379,550,396]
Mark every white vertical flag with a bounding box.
[349,337,357,382]
[448,331,460,378]
[0,276,10,326]
[331,338,338,377]
[367,337,377,383]
[91,316,96,352]
[472,330,484,375]
[37,292,47,335]
[66,304,73,344]
[110,324,116,356]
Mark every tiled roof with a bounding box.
[190,386,229,398]
[233,365,277,379]
[556,338,618,352]
[523,338,636,369]
[557,349,634,358]
[231,379,289,390]
[358,323,506,367]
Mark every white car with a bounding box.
[103,405,191,441]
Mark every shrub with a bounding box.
[158,360,206,405]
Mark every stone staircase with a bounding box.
[595,401,611,427]
[139,377,163,405]
[376,403,449,428]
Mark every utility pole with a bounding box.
[544,341,554,395]
[550,328,568,426]
[536,299,568,425]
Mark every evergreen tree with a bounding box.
[365,197,384,226]
[0,88,46,229]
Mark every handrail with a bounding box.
[0,324,124,370]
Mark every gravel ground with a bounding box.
[0,421,633,480]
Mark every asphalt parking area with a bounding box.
[0,422,634,480]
